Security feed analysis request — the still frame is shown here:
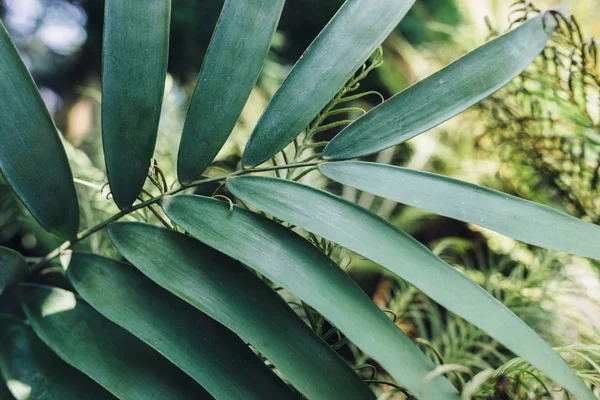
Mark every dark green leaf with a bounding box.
[102,0,171,209]
[0,377,14,400]
[319,161,600,260]
[242,0,416,167]
[177,0,285,183]
[20,284,209,400]
[0,20,79,239]
[0,315,115,400]
[226,176,595,400]
[0,248,27,296]
[67,252,297,400]
[163,195,459,399]
[323,12,556,160]
[108,222,375,400]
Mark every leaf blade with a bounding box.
[20,284,209,400]
[226,175,595,400]
[177,0,285,183]
[242,0,416,167]
[102,0,171,208]
[324,12,556,160]
[67,252,297,400]
[163,195,459,399]
[319,161,600,259]
[0,247,27,296]
[107,222,375,400]
[0,20,79,239]
[0,315,116,400]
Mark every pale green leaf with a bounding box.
[67,252,297,400]
[102,0,171,209]
[242,0,416,167]
[324,11,557,160]
[177,0,285,183]
[163,194,460,399]
[108,222,375,400]
[226,175,595,400]
[20,284,209,400]
[319,161,600,259]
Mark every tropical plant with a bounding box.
[0,1,598,399]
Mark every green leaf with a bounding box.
[177,0,285,183]
[163,195,459,399]
[102,0,171,209]
[323,11,557,160]
[0,315,115,400]
[319,161,600,260]
[225,176,595,400]
[20,284,209,400]
[0,248,27,296]
[0,20,79,239]
[67,252,297,400]
[242,0,416,167]
[107,222,375,400]
[0,377,14,400]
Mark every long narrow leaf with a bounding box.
[67,252,297,400]
[177,0,285,183]
[108,223,374,400]
[226,175,595,400]
[319,161,600,259]
[0,315,115,399]
[163,195,459,399]
[20,284,209,400]
[242,0,416,167]
[0,247,26,296]
[0,20,79,239]
[102,0,171,208]
[324,11,557,160]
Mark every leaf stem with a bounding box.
[29,160,321,273]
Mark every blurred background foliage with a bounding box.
[1,0,600,398]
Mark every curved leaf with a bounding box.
[225,175,595,400]
[324,11,557,160]
[107,222,375,400]
[0,315,115,400]
[0,248,27,296]
[177,0,285,183]
[20,284,209,400]
[67,252,297,400]
[102,0,171,209]
[163,195,459,399]
[319,161,600,259]
[242,0,416,167]
[0,20,79,239]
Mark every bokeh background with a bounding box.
[1,1,600,397]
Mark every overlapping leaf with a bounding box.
[108,222,374,400]
[177,0,285,183]
[0,20,79,239]
[319,161,600,259]
[242,0,416,167]
[226,175,595,400]
[163,195,459,399]
[324,11,557,160]
[0,315,115,399]
[102,0,171,208]
[67,252,297,399]
[20,284,209,400]
[0,247,26,296]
